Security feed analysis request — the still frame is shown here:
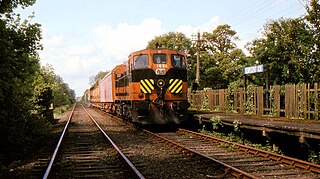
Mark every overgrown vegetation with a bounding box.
[308,151,320,164]
[0,0,75,170]
[209,116,224,130]
[201,116,281,153]
[199,120,282,154]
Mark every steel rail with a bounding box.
[178,128,320,174]
[43,103,76,179]
[142,129,257,179]
[81,105,145,179]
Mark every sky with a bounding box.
[16,0,308,96]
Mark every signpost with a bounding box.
[243,64,269,109]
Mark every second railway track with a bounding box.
[154,129,320,179]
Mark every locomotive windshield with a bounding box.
[171,54,186,68]
[153,54,167,64]
[133,54,148,69]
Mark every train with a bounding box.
[88,48,190,125]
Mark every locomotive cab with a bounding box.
[127,48,190,124]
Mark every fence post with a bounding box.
[285,84,292,118]
[273,85,281,117]
[257,86,264,115]
[315,83,318,120]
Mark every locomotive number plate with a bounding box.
[155,68,166,75]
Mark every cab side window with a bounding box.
[171,54,186,68]
[133,54,148,69]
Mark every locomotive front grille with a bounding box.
[140,79,154,93]
[169,79,183,93]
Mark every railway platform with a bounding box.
[192,111,320,140]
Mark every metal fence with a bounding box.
[189,83,320,120]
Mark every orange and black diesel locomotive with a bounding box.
[89,48,190,124]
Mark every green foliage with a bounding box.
[0,9,49,166]
[54,105,70,116]
[0,3,74,168]
[32,82,54,122]
[308,151,320,164]
[268,86,277,117]
[233,120,242,133]
[199,25,247,89]
[197,115,203,124]
[245,85,255,114]
[147,31,192,52]
[227,80,243,112]
[81,89,90,103]
[305,0,320,84]
[89,70,109,87]
[0,0,36,13]
[146,26,246,90]
[39,64,76,108]
[247,17,317,85]
[199,129,282,154]
[210,115,224,130]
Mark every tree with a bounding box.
[0,2,45,165]
[247,18,315,85]
[38,64,76,108]
[197,25,247,89]
[0,0,36,13]
[89,70,109,87]
[0,1,76,168]
[305,0,320,83]
[202,24,239,54]
[32,66,55,123]
[147,32,196,87]
[147,32,192,52]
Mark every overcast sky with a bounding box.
[17,0,307,96]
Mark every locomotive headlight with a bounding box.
[157,79,165,88]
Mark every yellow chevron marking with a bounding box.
[169,79,173,84]
[171,80,183,93]
[140,80,148,93]
[145,79,154,90]
[140,80,151,93]
[169,79,179,91]
[140,85,147,93]
[175,85,183,93]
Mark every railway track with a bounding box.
[41,104,236,178]
[28,104,320,178]
[43,103,142,178]
[151,128,320,179]
[90,108,233,178]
